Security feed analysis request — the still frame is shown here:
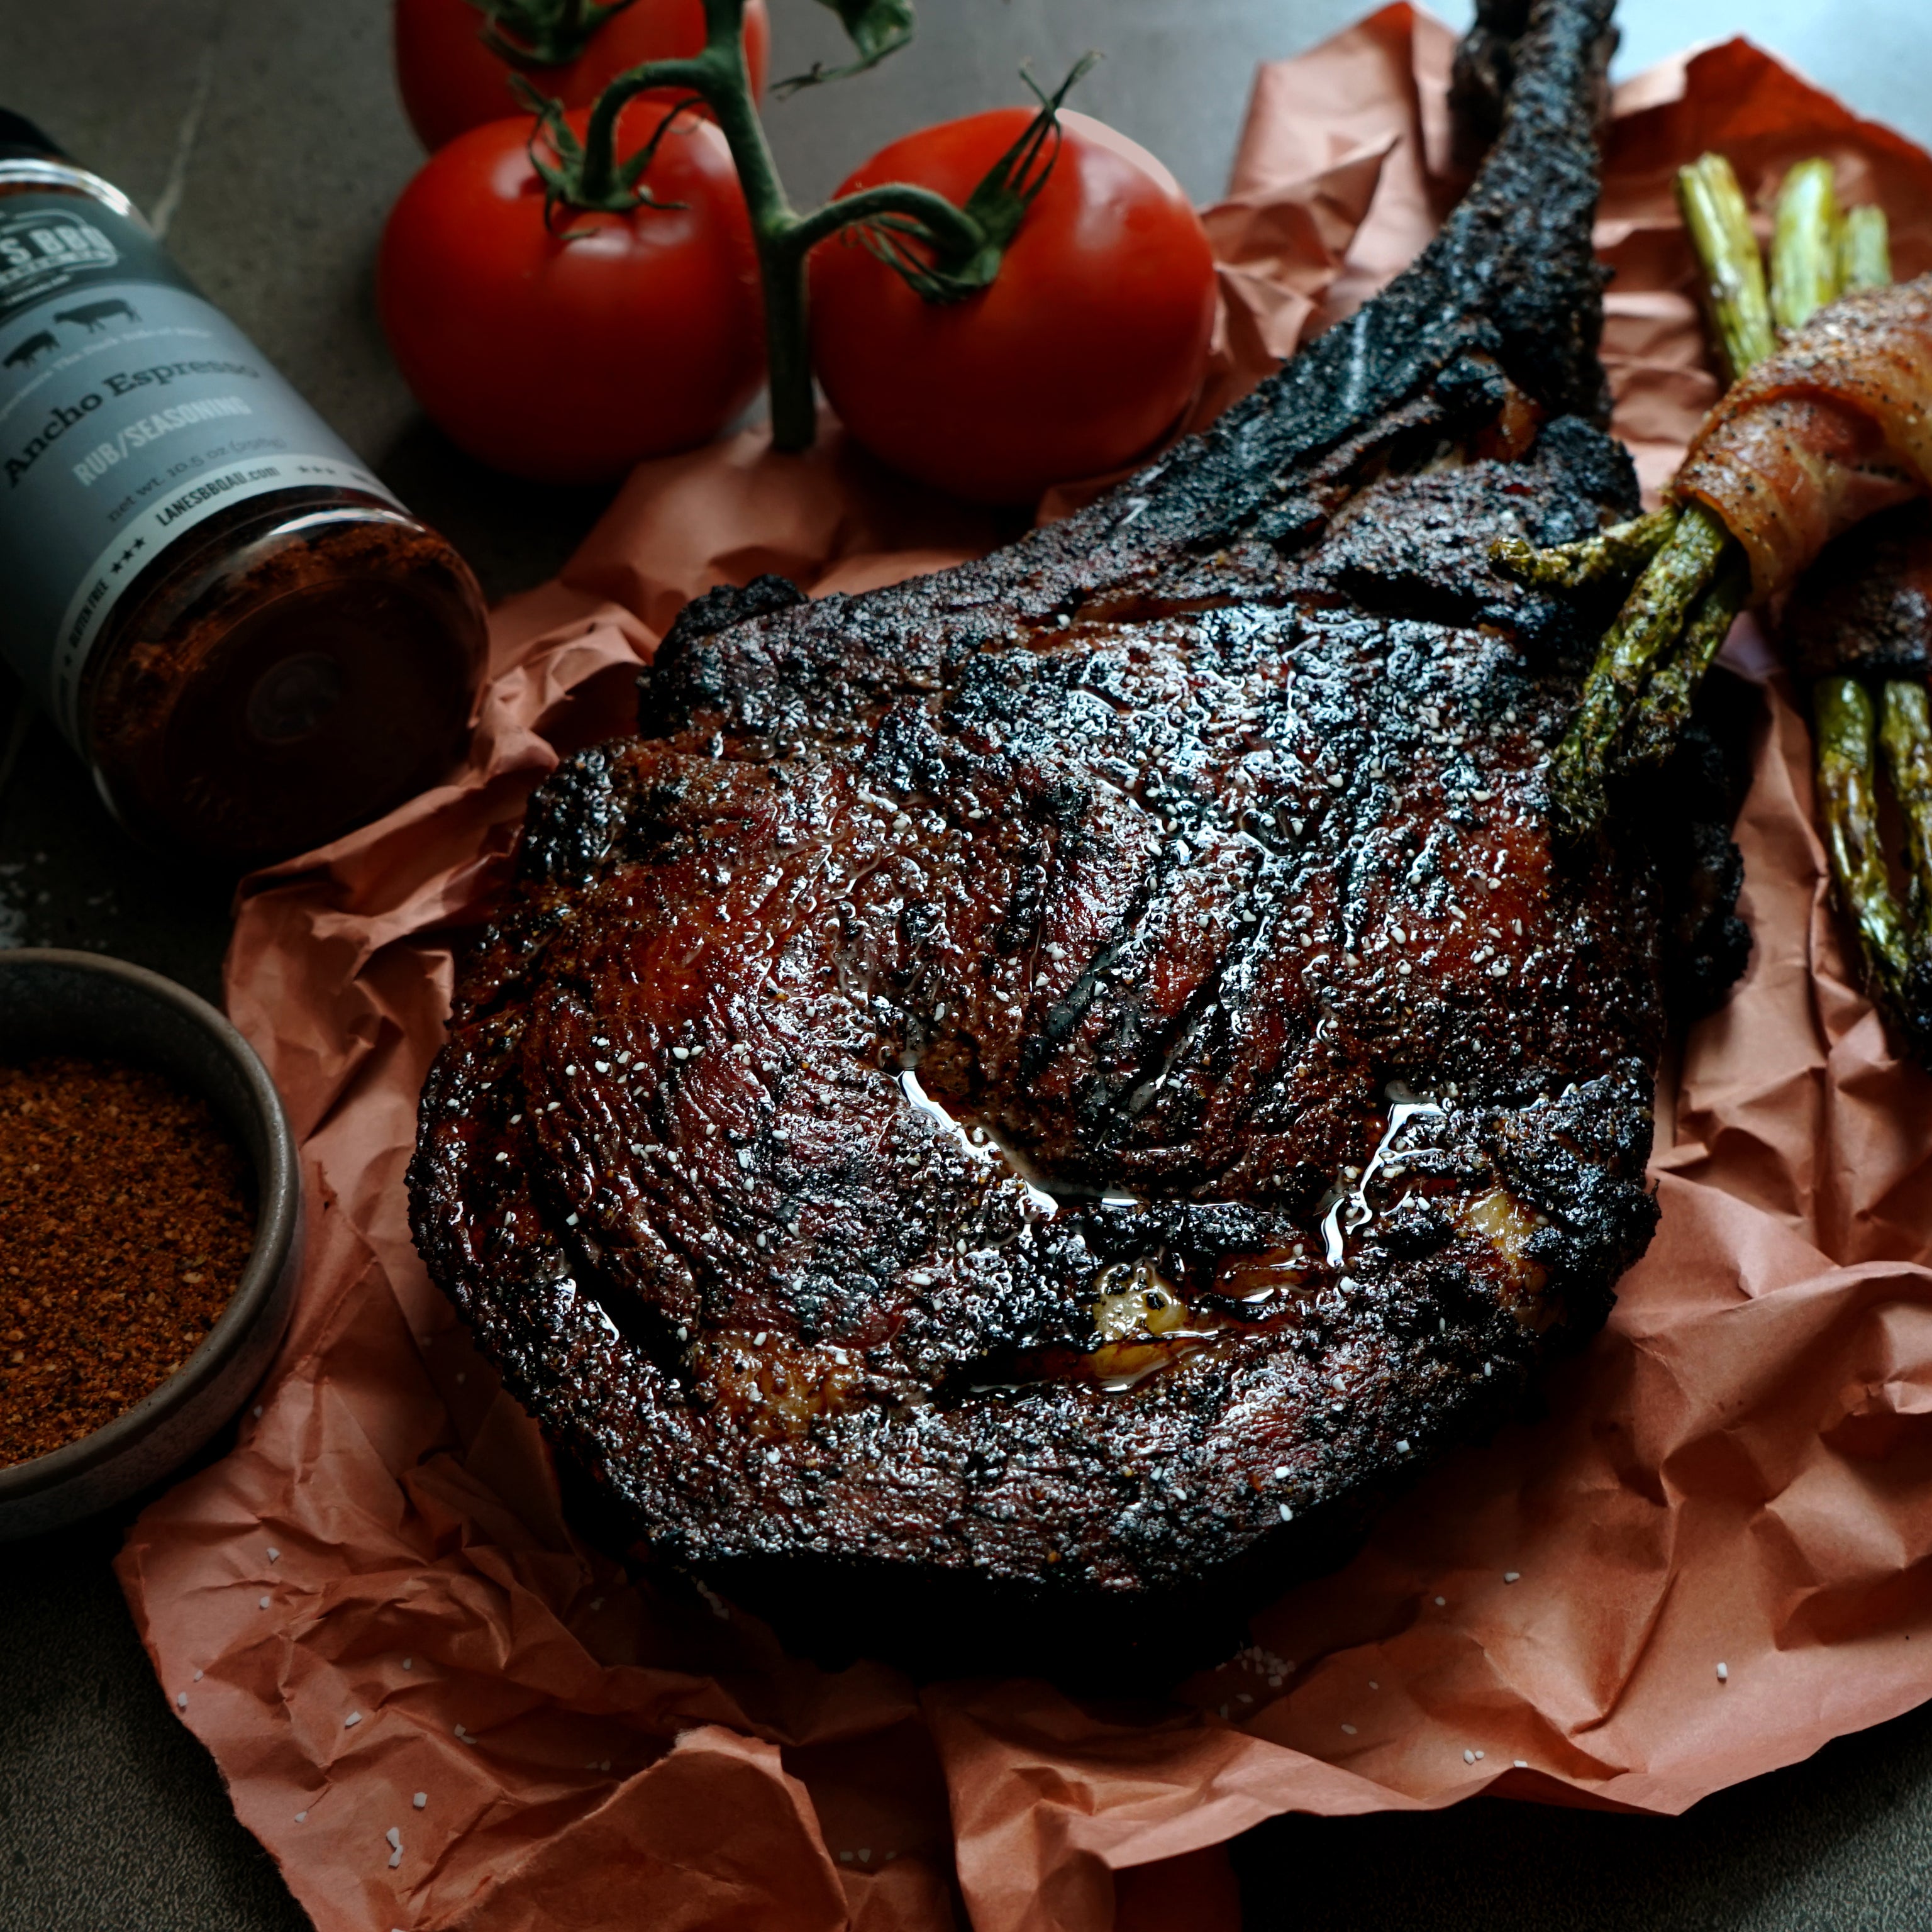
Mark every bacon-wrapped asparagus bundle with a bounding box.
[1675,280,1932,604]
[1782,502,1932,1054]
[1509,151,1932,1054]
[1540,270,1932,839]
[1505,154,1921,833]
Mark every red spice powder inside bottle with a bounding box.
[0,1057,256,1468]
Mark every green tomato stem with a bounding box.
[572,57,713,203]
[473,0,641,70]
[545,0,1000,455]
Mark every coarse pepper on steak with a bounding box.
[409,0,1750,1672]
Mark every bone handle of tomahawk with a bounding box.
[1494,155,1767,606]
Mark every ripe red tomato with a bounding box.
[808,109,1217,506]
[395,0,770,153]
[378,109,764,484]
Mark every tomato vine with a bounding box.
[519,0,1085,453]
[468,0,648,69]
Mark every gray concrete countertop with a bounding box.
[2,3,1930,1928]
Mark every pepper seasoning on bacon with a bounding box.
[1675,280,1932,604]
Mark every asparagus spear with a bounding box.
[1492,508,1675,591]
[1815,677,1921,1016]
[1626,558,1750,769]
[1839,204,1893,291]
[1770,159,1842,333]
[1677,152,1776,381]
[1777,191,1932,1055]
[1548,503,1731,842]
[1507,142,1928,1056]
[1880,679,1932,926]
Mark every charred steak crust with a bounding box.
[411,0,1719,1663]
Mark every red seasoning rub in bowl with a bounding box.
[0,1057,255,1469]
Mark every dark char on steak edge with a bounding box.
[409,0,1748,1674]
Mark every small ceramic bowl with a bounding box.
[0,950,301,1540]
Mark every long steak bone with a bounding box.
[411,0,1706,1669]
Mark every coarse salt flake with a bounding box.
[1435,1596,1446,1607]
[344,1711,362,1728]
[1716,1662,1729,1682]
[386,1828,401,1851]
[1463,1748,1475,1764]
[1504,1570,1521,1584]
[1340,1723,1357,1736]
[258,1596,270,1610]
[175,1692,188,1709]
[413,1792,427,1809]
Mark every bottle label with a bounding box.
[0,190,400,746]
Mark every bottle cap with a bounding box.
[0,109,66,162]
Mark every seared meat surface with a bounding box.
[411,0,1735,1666]
[1784,500,1932,682]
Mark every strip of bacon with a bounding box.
[1673,278,1932,601]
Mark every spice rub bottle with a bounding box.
[0,110,487,865]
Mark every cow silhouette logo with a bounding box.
[3,330,57,370]
[53,297,138,333]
